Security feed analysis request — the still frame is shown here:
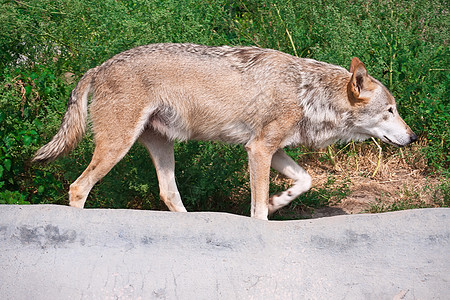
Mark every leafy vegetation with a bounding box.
[0,0,448,216]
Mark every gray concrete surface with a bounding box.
[0,205,449,299]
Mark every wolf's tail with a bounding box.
[33,67,98,163]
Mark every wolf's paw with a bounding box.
[69,200,85,209]
[268,193,283,215]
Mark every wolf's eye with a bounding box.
[388,107,394,114]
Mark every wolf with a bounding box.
[33,43,417,220]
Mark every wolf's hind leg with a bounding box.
[69,139,134,208]
[139,130,187,212]
[269,149,312,214]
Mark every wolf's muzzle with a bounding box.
[409,133,418,144]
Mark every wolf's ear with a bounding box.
[347,57,371,105]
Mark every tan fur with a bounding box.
[33,43,417,220]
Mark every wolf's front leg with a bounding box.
[269,149,312,214]
[246,142,274,220]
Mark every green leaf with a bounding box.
[38,185,45,194]
[4,159,11,171]
[23,107,30,118]
[33,119,43,130]
[44,86,52,95]
[24,85,32,96]
[23,135,32,146]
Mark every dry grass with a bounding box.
[273,141,446,219]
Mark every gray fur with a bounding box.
[33,43,416,219]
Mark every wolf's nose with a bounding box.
[410,133,418,143]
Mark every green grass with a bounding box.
[0,0,448,216]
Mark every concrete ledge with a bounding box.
[0,205,449,299]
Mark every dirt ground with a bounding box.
[306,167,442,218]
[273,142,446,219]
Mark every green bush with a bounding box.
[0,0,448,212]
[0,190,29,204]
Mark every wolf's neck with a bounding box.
[283,66,355,149]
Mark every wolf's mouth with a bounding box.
[383,135,403,147]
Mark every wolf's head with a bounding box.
[347,57,417,147]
